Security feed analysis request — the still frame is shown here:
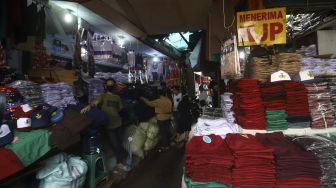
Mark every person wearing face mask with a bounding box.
[81,78,127,172]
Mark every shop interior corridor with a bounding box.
[100,146,185,188]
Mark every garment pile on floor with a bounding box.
[261,82,288,131]
[283,81,311,128]
[221,92,235,124]
[226,133,277,188]
[233,78,265,129]
[185,135,234,186]
[305,82,335,129]
[40,83,77,109]
[256,132,322,188]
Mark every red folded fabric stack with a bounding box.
[283,81,310,116]
[256,132,322,188]
[261,82,286,110]
[225,133,277,188]
[233,78,266,129]
[185,134,234,185]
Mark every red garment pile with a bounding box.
[283,81,310,116]
[256,132,322,188]
[0,148,24,180]
[225,133,277,188]
[261,82,286,110]
[233,78,265,129]
[185,134,234,185]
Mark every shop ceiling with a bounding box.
[53,0,336,56]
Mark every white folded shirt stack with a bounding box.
[193,117,239,139]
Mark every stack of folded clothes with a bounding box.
[221,92,235,124]
[283,81,311,128]
[184,175,229,188]
[185,134,234,186]
[305,82,335,129]
[8,80,44,106]
[275,53,301,76]
[256,132,322,188]
[40,83,77,109]
[325,78,336,126]
[301,57,336,77]
[225,133,276,188]
[87,78,104,104]
[193,118,239,139]
[233,78,265,129]
[0,86,23,120]
[249,57,278,82]
[291,135,336,188]
[261,82,288,130]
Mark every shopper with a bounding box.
[80,78,127,171]
[176,87,192,143]
[141,88,172,152]
[172,86,182,119]
[199,84,208,108]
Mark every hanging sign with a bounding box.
[237,7,286,46]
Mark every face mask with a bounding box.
[106,85,114,92]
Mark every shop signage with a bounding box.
[237,7,286,46]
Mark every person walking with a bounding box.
[176,87,192,143]
[141,88,172,152]
[81,78,127,172]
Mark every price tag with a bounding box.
[202,136,212,144]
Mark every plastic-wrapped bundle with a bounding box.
[249,56,278,82]
[40,83,77,109]
[87,78,104,104]
[123,124,146,159]
[144,118,159,151]
[291,135,336,188]
[305,82,335,129]
[301,58,336,77]
[274,53,301,76]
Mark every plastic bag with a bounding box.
[36,153,88,188]
[221,36,240,79]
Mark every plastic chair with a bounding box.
[83,151,110,188]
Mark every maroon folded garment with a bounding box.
[255,132,322,186]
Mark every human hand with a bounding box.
[80,105,91,114]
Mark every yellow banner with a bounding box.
[237,7,286,46]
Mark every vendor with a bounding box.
[141,88,172,152]
[81,78,127,171]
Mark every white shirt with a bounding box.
[173,93,182,111]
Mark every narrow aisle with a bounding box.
[117,146,185,188]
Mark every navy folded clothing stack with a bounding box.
[291,135,336,188]
[40,83,77,109]
[8,80,44,106]
[305,82,335,129]
[87,78,104,104]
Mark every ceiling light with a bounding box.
[64,13,73,23]
[153,57,159,62]
[239,51,245,59]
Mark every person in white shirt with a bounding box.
[172,86,182,143]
